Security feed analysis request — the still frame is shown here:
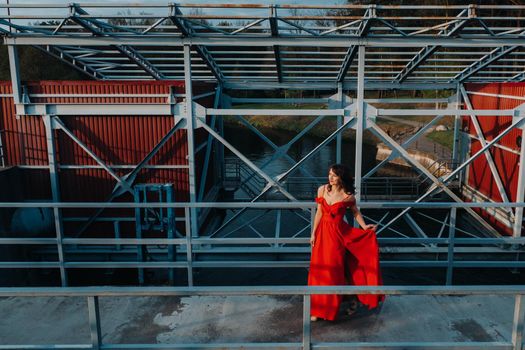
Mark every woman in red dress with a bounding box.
[308,164,384,321]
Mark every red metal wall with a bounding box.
[0,80,216,233]
[463,83,525,235]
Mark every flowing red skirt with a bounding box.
[308,219,385,321]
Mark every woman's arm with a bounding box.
[349,197,377,231]
[310,186,325,246]
[310,204,322,246]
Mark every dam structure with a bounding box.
[1,3,525,349]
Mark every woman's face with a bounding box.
[328,169,340,187]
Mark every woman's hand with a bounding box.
[310,234,315,247]
[364,224,377,231]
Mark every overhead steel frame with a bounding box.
[3,3,525,283]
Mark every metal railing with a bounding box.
[224,158,426,200]
[1,201,525,287]
[0,285,524,350]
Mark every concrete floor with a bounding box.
[0,293,515,346]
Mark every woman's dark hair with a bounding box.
[327,163,355,195]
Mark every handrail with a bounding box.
[0,285,523,350]
[1,201,525,209]
[2,201,525,286]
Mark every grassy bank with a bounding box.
[426,130,454,150]
[225,103,379,145]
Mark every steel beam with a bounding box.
[270,6,282,83]
[195,116,298,202]
[0,18,101,80]
[512,295,525,350]
[363,114,445,179]
[234,115,318,180]
[513,111,525,238]
[42,115,68,286]
[169,4,224,83]
[7,36,525,48]
[198,86,221,202]
[451,39,525,83]
[69,5,165,80]
[7,45,22,104]
[393,8,470,84]
[334,85,343,164]
[509,71,525,82]
[354,46,365,205]
[223,81,457,91]
[404,214,428,239]
[74,118,185,235]
[184,45,199,238]
[379,116,525,236]
[370,122,501,237]
[460,86,513,216]
[33,45,101,80]
[446,207,457,285]
[336,7,374,83]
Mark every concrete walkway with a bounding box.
[0,293,515,346]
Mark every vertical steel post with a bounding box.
[166,185,175,284]
[87,296,102,350]
[43,115,67,286]
[217,91,226,182]
[274,209,282,248]
[198,85,222,203]
[452,86,462,168]
[514,110,525,238]
[113,221,121,251]
[133,189,145,285]
[303,294,311,350]
[184,44,199,238]
[446,207,457,285]
[7,45,22,105]
[336,83,343,164]
[185,207,194,286]
[512,294,524,350]
[354,46,365,207]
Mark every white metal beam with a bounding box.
[393,8,471,84]
[369,122,501,237]
[6,36,525,48]
[336,7,375,82]
[460,85,514,217]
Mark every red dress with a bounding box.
[308,196,385,321]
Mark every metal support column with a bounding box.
[43,115,67,286]
[198,85,222,203]
[7,45,22,105]
[303,295,311,350]
[87,296,102,350]
[446,207,457,285]
[512,294,524,350]
[452,87,462,167]
[218,93,225,182]
[514,111,525,238]
[336,83,343,164]
[184,44,199,238]
[354,46,366,205]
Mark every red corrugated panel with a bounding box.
[464,83,525,235]
[465,83,524,150]
[0,80,215,208]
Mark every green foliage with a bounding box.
[426,130,454,150]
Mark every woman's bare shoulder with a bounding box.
[317,185,328,197]
[344,193,356,202]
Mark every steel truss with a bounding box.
[3,3,525,286]
[2,3,525,87]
